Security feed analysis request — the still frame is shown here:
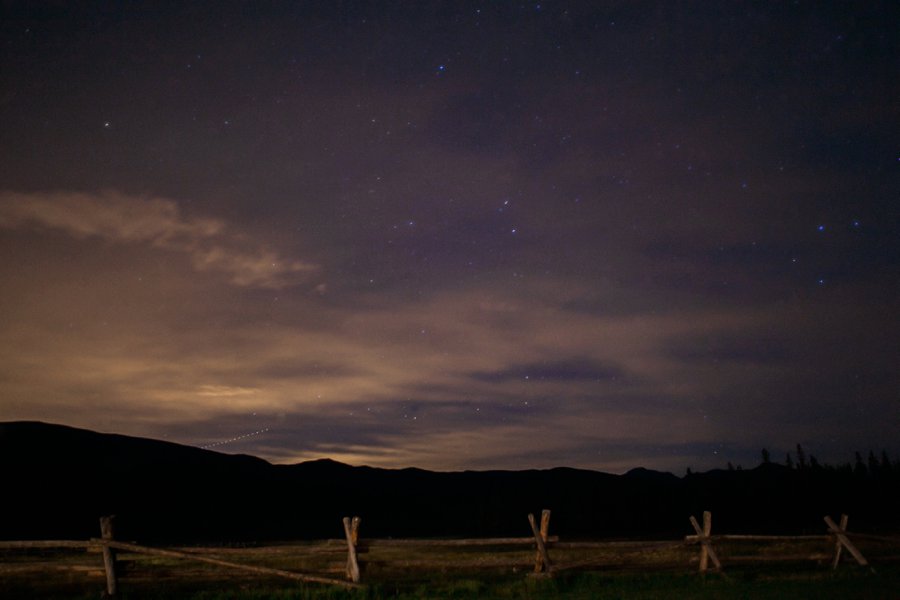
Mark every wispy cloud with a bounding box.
[468,358,626,383]
[0,190,317,288]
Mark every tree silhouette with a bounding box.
[796,444,807,470]
[854,451,867,476]
[868,450,880,476]
[881,450,893,474]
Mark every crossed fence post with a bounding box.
[688,511,722,573]
[343,516,362,583]
[528,509,552,575]
[824,514,871,571]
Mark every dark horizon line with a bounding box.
[4,420,898,480]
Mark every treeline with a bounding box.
[757,445,898,478]
[677,446,900,536]
[694,446,900,478]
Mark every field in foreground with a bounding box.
[2,568,899,600]
[2,539,899,600]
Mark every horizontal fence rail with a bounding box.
[98,539,362,590]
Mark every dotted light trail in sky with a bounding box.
[201,428,270,449]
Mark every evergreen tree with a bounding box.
[854,451,867,476]
[796,444,807,470]
[868,450,880,476]
[761,448,771,464]
[785,452,794,470]
[880,450,892,474]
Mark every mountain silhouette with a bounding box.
[1,421,896,543]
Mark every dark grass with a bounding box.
[2,567,899,600]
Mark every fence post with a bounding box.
[825,514,870,570]
[532,509,551,573]
[830,514,848,569]
[99,515,118,597]
[689,511,721,573]
[528,512,552,575]
[343,516,361,583]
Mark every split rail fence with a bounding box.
[1,511,898,596]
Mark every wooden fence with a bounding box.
[682,511,876,574]
[1,510,897,596]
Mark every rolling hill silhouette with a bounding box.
[1,421,896,543]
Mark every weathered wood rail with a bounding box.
[98,539,363,590]
[680,512,878,574]
[1,510,897,596]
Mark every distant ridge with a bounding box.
[1,421,897,543]
[623,466,681,482]
[0,420,269,468]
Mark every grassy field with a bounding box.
[2,537,898,599]
[2,567,899,600]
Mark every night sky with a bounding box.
[1,2,898,474]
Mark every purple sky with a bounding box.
[1,2,898,473]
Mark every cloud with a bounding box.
[249,406,716,472]
[665,333,794,365]
[468,358,626,383]
[195,385,259,398]
[0,190,317,288]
